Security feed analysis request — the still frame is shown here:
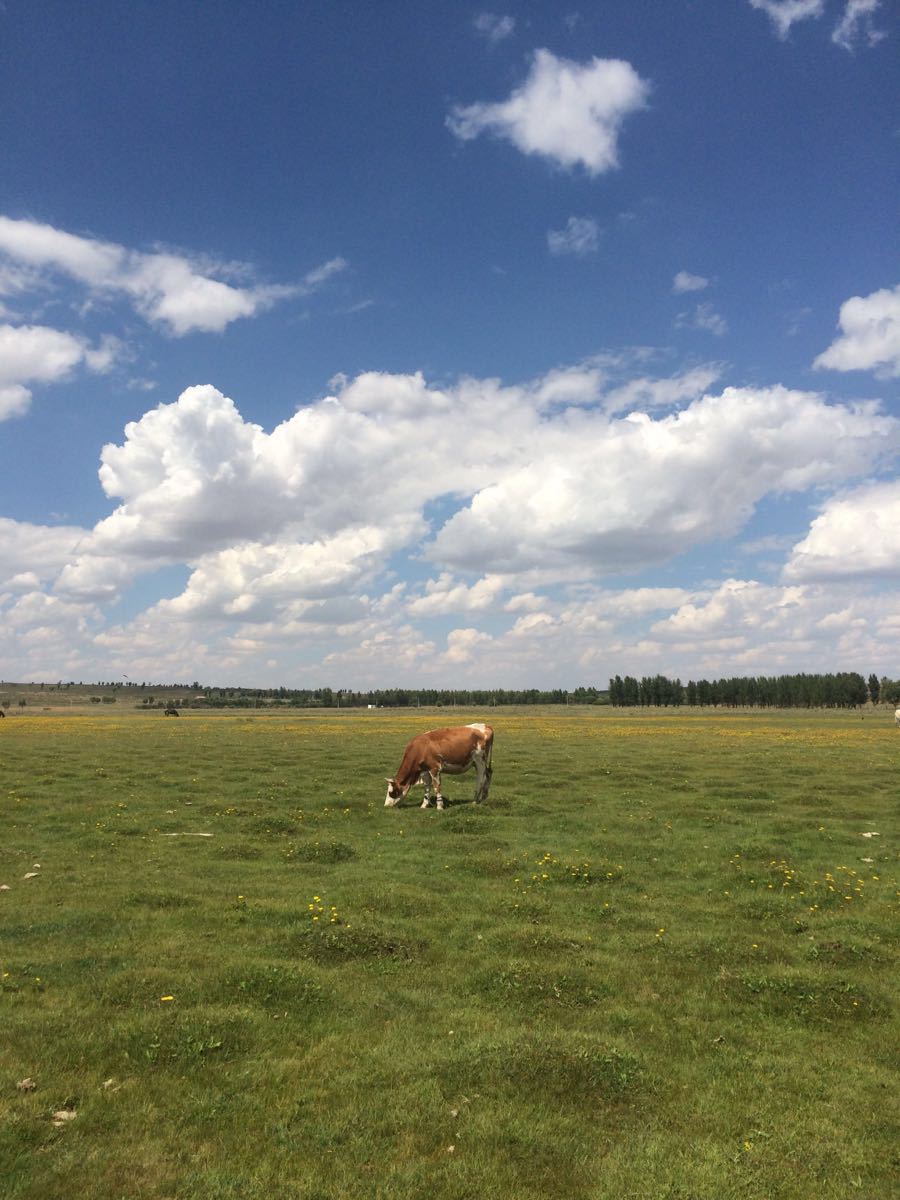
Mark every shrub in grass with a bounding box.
[439,1032,646,1106]
[287,922,420,965]
[440,810,497,835]
[118,1015,255,1067]
[472,962,610,1009]
[220,961,327,1010]
[247,816,300,836]
[282,839,356,864]
[215,841,264,860]
[124,890,199,909]
[725,971,889,1022]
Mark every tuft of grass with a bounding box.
[282,838,356,863]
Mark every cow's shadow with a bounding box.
[392,794,483,810]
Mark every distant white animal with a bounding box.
[895,707,900,728]
[385,723,494,810]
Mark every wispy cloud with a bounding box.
[0,216,342,336]
[748,0,825,41]
[676,302,728,336]
[832,0,886,51]
[548,216,600,256]
[473,13,515,44]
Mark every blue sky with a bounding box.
[1,0,898,687]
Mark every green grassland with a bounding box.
[1,707,897,1199]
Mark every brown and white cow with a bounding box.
[384,723,494,810]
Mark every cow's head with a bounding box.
[384,778,405,807]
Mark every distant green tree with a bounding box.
[868,674,880,704]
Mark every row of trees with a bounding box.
[608,673,900,709]
[166,685,606,709]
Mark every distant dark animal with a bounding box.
[0,709,5,717]
[164,707,180,717]
[385,723,493,810]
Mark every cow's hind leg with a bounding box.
[475,736,493,802]
[480,764,493,802]
[473,758,491,803]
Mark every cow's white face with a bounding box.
[384,778,403,807]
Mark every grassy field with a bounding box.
[1,706,897,1199]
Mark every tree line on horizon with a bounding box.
[6,675,899,710]
[607,672,900,709]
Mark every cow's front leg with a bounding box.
[429,767,444,810]
[420,769,433,808]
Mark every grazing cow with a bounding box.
[895,708,900,728]
[385,723,493,810]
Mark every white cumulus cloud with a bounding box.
[447,49,650,175]
[785,479,900,581]
[672,270,709,294]
[0,322,117,420]
[429,385,898,574]
[6,359,899,684]
[814,283,900,378]
[407,573,507,617]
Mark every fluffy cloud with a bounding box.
[0,323,116,419]
[0,589,102,680]
[322,625,438,682]
[748,0,825,40]
[407,573,507,617]
[5,360,898,684]
[0,518,88,589]
[444,627,494,663]
[548,216,600,256]
[832,1,886,50]
[672,270,709,294]
[785,479,900,581]
[37,373,900,621]
[0,216,341,336]
[153,523,418,622]
[814,283,900,378]
[430,386,897,574]
[646,576,899,676]
[447,49,650,175]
